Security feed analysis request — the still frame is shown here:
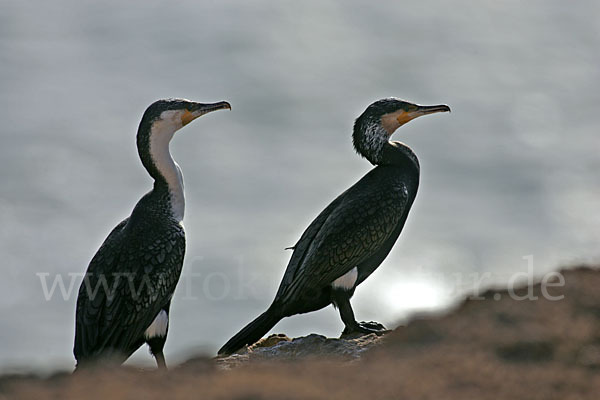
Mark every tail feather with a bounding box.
[218,309,281,356]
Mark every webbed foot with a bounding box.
[342,321,389,336]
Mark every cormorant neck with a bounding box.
[137,123,185,222]
[353,119,419,170]
[352,120,389,165]
[381,141,420,170]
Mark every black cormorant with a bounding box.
[219,98,450,355]
[74,98,230,369]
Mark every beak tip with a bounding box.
[417,104,451,116]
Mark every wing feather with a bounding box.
[275,171,409,304]
[74,218,185,363]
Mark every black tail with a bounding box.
[218,309,281,356]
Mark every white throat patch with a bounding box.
[149,112,186,222]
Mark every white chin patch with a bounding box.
[332,267,358,290]
[144,310,169,339]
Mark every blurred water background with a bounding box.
[0,0,598,370]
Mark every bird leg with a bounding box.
[332,289,388,336]
[154,351,167,370]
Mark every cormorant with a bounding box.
[219,98,449,355]
[74,98,231,369]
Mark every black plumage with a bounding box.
[219,98,449,355]
[74,98,230,368]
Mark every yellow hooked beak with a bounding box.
[181,101,231,126]
[396,104,451,125]
[380,103,450,134]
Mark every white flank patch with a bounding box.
[332,267,358,290]
[144,310,169,339]
[150,112,186,222]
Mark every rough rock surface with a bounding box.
[216,332,385,369]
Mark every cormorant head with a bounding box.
[353,98,450,164]
[136,98,231,181]
[139,98,231,138]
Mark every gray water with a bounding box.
[0,0,598,370]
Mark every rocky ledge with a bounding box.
[2,266,600,400]
[215,331,386,369]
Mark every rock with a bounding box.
[216,332,386,369]
[4,266,600,400]
[576,343,600,369]
[495,340,555,363]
